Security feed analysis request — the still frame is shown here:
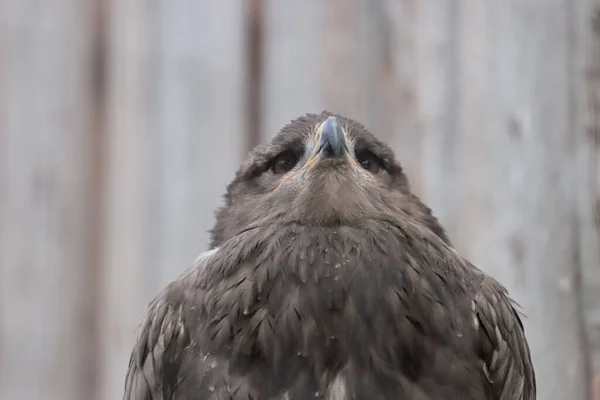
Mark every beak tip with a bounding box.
[319,116,346,158]
[321,116,340,135]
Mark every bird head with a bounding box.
[210,111,449,247]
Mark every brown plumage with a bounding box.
[123,111,536,399]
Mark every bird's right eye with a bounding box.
[270,150,299,174]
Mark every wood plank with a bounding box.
[146,0,248,287]
[98,1,248,398]
[97,0,150,398]
[576,0,600,389]
[262,0,396,141]
[392,0,459,220]
[0,1,98,399]
[262,0,325,139]
[449,0,590,398]
[320,0,384,131]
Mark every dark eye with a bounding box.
[270,151,299,174]
[356,150,383,174]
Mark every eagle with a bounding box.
[123,112,536,400]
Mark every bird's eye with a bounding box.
[270,151,299,175]
[356,150,383,174]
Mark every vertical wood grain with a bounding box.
[246,0,264,150]
[261,0,325,139]
[389,0,458,218]
[146,0,247,287]
[261,0,397,142]
[449,1,590,398]
[97,0,150,398]
[577,0,600,390]
[320,0,385,130]
[0,1,98,399]
[99,1,248,398]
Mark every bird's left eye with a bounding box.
[356,150,383,174]
[270,151,299,174]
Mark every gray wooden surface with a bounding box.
[0,1,98,398]
[1,1,599,399]
[448,2,590,399]
[96,1,248,399]
[580,0,600,388]
[97,0,150,398]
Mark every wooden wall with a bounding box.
[1,0,599,399]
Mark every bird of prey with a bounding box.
[124,112,536,400]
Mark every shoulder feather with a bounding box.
[473,275,536,400]
[123,248,218,400]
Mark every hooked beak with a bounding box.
[315,116,348,158]
[302,116,354,169]
[273,116,364,191]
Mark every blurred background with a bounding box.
[0,0,599,399]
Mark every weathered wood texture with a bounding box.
[96,0,150,399]
[146,0,247,287]
[579,0,600,395]
[0,1,99,399]
[1,0,599,399]
[448,2,590,399]
[97,1,248,399]
[262,0,325,139]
